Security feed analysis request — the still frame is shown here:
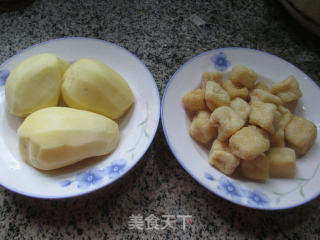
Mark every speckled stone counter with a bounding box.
[1,0,320,239]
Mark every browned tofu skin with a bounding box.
[267,147,296,178]
[189,111,217,144]
[229,125,270,160]
[182,89,206,113]
[241,154,269,180]
[285,116,317,155]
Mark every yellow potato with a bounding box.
[5,53,69,117]
[18,107,119,170]
[210,106,245,141]
[205,81,230,111]
[62,59,134,119]
[189,111,217,144]
[285,116,317,155]
[241,154,269,180]
[209,139,240,175]
[229,125,270,160]
[267,147,296,178]
[222,79,248,99]
[271,76,302,103]
[182,88,207,113]
[229,65,258,89]
[200,72,223,89]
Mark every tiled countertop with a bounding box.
[0,0,320,239]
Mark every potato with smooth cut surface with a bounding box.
[189,111,217,144]
[230,97,251,122]
[222,79,249,99]
[209,139,240,175]
[285,116,317,155]
[5,53,70,117]
[18,107,119,170]
[182,88,207,113]
[249,101,277,134]
[229,65,258,89]
[62,59,134,119]
[200,72,223,89]
[210,106,245,141]
[205,81,230,111]
[229,125,270,160]
[271,76,302,103]
[267,147,296,178]
[241,154,269,180]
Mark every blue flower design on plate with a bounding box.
[246,190,270,207]
[104,160,126,179]
[0,70,10,86]
[76,168,106,189]
[204,172,215,181]
[217,176,243,199]
[211,52,230,71]
[60,158,127,189]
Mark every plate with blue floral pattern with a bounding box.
[0,37,160,199]
[161,48,320,210]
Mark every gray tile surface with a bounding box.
[1,0,320,239]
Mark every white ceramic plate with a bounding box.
[0,37,160,199]
[161,48,320,210]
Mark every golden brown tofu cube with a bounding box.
[205,81,230,111]
[250,89,282,105]
[189,111,218,144]
[222,79,249,99]
[241,154,269,180]
[230,65,258,89]
[277,106,293,128]
[200,72,223,89]
[230,97,251,122]
[210,138,229,151]
[249,101,277,134]
[229,125,270,160]
[270,107,293,147]
[285,116,317,155]
[271,76,302,103]
[267,147,296,178]
[182,88,206,113]
[254,81,270,92]
[209,139,240,175]
[210,106,245,141]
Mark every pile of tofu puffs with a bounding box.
[182,65,317,180]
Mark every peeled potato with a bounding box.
[5,53,69,117]
[18,107,119,170]
[62,59,134,119]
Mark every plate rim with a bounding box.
[161,47,320,210]
[0,37,161,199]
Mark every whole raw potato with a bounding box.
[5,53,70,117]
[18,107,119,170]
[62,59,134,119]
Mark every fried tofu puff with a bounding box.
[229,125,270,160]
[208,139,240,175]
[210,106,245,141]
[285,116,317,155]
